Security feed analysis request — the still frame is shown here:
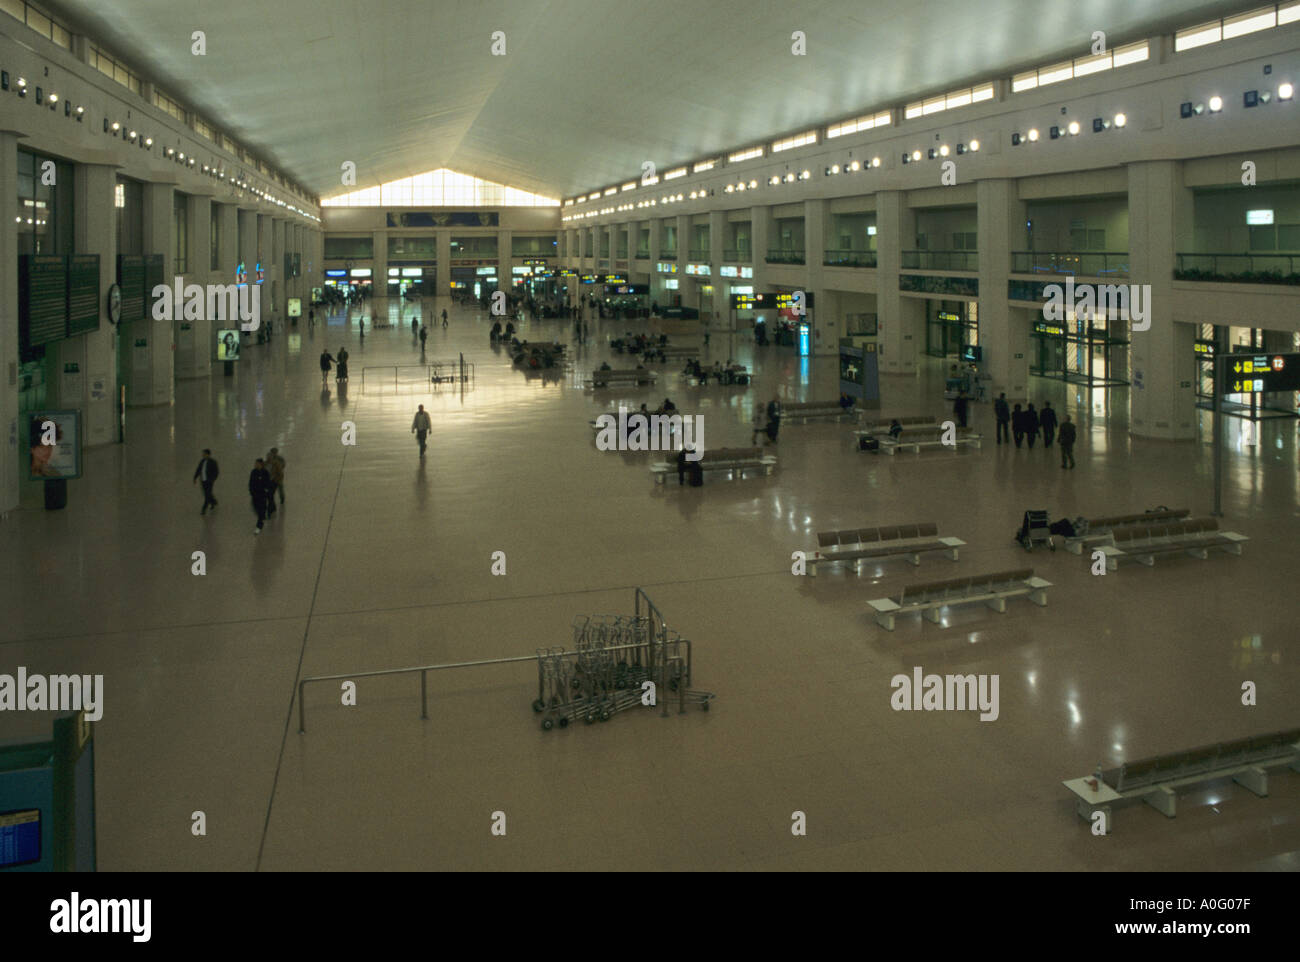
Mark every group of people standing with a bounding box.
[993,394,1078,468]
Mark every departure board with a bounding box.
[19,254,68,348]
[1226,353,1300,393]
[143,254,164,316]
[67,255,100,335]
[118,255,146,322]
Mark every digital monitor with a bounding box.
[962,345,982,362]
[216,329,241,361]
[287,297,302,318]
[0,809,42,868]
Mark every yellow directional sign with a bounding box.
[1233,381,1242,392]
[1233,362,1242,373]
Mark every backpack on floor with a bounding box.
[859,436,880,452]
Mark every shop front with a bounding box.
[925,301,978,358]
[1030,316,1128,387]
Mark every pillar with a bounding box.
[271,217,285,323]
[130,181,175,405]
[876,191,920,374]
[178,194,213,379]
[977,179,1029,399]
[436,231,452,297]
[0,132,21,513]
[804,199,834,353]
[1128,160,1196,439]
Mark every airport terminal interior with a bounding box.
[0,0,1298,872]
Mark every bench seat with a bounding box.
[1097,518,1247,570]
[587,369,659,389]
[809,521,964,574]
[868,568,1050,631]
[650,447,777,483]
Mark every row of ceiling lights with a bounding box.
[1180,82,1293,117]
[3,62,319,220]
[1012,113,1126,145]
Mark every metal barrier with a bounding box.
[296,587,708,732]
[359,363,473,393]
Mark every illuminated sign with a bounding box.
[1034,321,1066,337]
[324,269,347,278]
[1245,209,1274,225]
[937,312,961,322]
[603,273,627,284]
[656,262,678,274]
[606,284,649,295]
[349,268,371,278]
[720,266,739,277]
[685,263,711,276]
[1227,353,1300,393]
[580,274,601,284]
[773,291,813,309]
[523,258,548,266]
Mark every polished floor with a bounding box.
[1,297,1297,871]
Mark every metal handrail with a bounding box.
[901,249,979,271]
[1011,251,1130,276]
[1175,252,1300,279]
[297,588,690,729]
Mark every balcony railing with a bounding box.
[658,252,677,260]
[1012,251,1129,277]
[824,249,878,268]
[687,248,711,260]
[635,251,650,259]
[723,248,752,262]
[766,249,806,265]
[1175,253,1300,285]
[902,250,979,271]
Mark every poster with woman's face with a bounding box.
[29,411,80,479]
[217,329,241,361]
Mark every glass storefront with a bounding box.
[1030,313,1128,387]
[925,301,977,358]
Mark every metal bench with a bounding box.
[586,368,659,389]
[877,425,982,454]
[859,415,943,432]
[868,567,1051,631]
[650,446,777,484]
[809,522,966,575]
[1064,508,1190,554]
[1064,727,1300,829]
[1093,517,1248,571]
[783,400,857,424]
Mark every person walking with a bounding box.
[1011,403,1026,448]
[249,458,273,533]
[336,346,349,383]
[266,447,286,508]
[359,317,366,341]
[419,325,428,351]
[193,448,220,514]
[319,349,335,381]
[411,404,432,457]
[1039,401,1058,448]
[308,308,315,330]
[441,308,448,329]
[1058,415,1077,469]
[953,389,969,429]
[994,392,1010,445]
[1025,403,1040,449]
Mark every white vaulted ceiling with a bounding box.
[44,0,1251,200]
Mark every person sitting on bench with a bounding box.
[889,419,903,441]
[599,361,612,371]
[840,393,855,410]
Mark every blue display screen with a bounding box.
[0,809,41,868]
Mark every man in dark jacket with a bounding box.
[994,393,1010,444]
[1039,402,1058,448]
[249,458,273,533]
[1058,415,1077,469]
[193,449,219,514]
[953,390,969,429]
[766,396,783,444]
[1011,403,1026,448]
[1025,403,1040,449]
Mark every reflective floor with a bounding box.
[1,296,1297,871]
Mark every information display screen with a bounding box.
[1226,353,1300,393]
[217,329,241,361]
[19,254,67,348]
[117,255,146,323]
[603,273,627,284]
[731,291,814,310]
[0,810,41,868]
[580,274,601,284]
[287,298,302,318]
[67,256,101,336]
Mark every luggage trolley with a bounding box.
[1016,509,1055,552]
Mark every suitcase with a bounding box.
[859,436,880,452]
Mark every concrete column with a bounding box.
[373,228,389,308]
[237,208,257,282]
[130,181,175,406]
[256,213,272,319]
[496,228,511,290]
[977,179,1029,399]
[436,231,452,296]
[1128,160,1196,439]
[804,199,834,352]
[0,132,21,513]
[58,163,117,447]
[751,205,772,292]
[876,191,920,374]
[708,210,725,266]
[271,217,285,323]
[676,215,689,261]
[219,203,240,332]
[178,195,212,379]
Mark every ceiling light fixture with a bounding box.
[1278,82,1293,100]
[969,139,980,151]
[1208,95,1223,112]
[1113,113,1126,128]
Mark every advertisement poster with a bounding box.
[61,363,83,402]
[216,329,241,361]
[28,409,81,480]
[287,297,302,318]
